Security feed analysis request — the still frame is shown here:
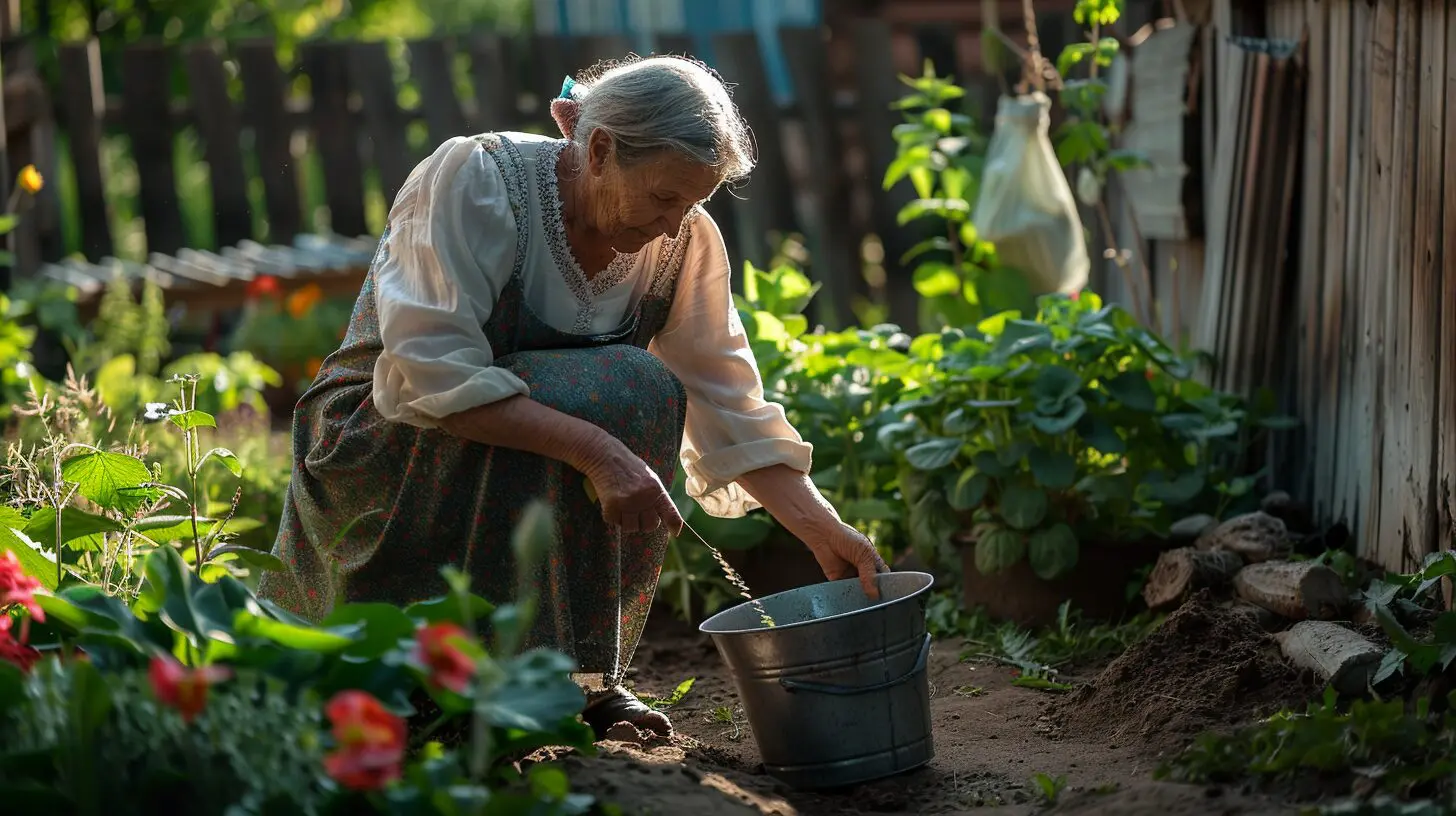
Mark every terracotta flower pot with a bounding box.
[957,532,1171,627]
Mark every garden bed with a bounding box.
[537,607,1301,816]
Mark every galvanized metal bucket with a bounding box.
[697,571,935,790]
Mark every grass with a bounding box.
[925,591,1163,685]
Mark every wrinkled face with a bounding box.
[584,128,723,252]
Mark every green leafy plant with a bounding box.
[1361,551,1456,686]
[2,373,270,598]
[884,62,1032,331]
[882,291,1293,577]
[1032,771,1069,805]
[1159,689,1456,813]
[2,502,599,815]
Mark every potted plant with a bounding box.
[880,291,1294,625]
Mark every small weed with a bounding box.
[952,684,985,697]
[1012,674,1076,693]
[642,677,695,711]
[1031,772,1068,805]
[707,705,744,742]
[1092,782,1119,795]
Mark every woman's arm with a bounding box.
[735,464,887,600]
[650,211,886,596]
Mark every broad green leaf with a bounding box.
[405,593,496,628]
[975,527,1025,575]
[322,602,416,660]
[0,526,57,590]
[1141,471,1206,505]
[1031,366,1082,404]
[233,611,359,652]
[21,507,123,553]
[1029,396,1088,434]
[972,451,1013,478]
[1029,448,1078,490]
[912,263,962,298]
[1104,370,1158,411]
[476,649,586,732]
[1000,486,1049,530]
[949,470,989,511]
[200,447,243,476]
[905,437,962,471]
[61,449,152,514]
[1080,416,1126,454]
[1027,524,1079,580]
[169,410,217,431]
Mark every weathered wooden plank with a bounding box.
[185,40,252,249]
[779,26,863,327]
[1439,0,1456,602]
[235,39,303,245]
[1294,0,1327,501]
[1373,0,1419,570]
[300,41,367,238]
[1355,0,1397,568]
[461,33,519,133]
[708,32,800,267]
[1404,0,1446,568]
[408,38,471,145]
[851,18,923,328]
[120,42,187,256]
[55,40,112,261]
[1313,1,1350,525]
[349,41,413,208]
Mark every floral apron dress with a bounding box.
[258,133,691,690]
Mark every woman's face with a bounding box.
[584,128,722,253]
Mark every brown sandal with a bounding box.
[582,686,673,739]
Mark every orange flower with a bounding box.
[323,690,407,790]
[413,622,477,693]
[306,357,324,378]
[16,164,42,195]
[148,655,231,723]
[286,283,324,319]
[0,550,44,621]
[246,274,281,300]
[0,615,39,673]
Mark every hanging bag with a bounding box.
[972,91,1090,296]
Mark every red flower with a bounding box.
[246,274,281,300]
[0,615,39,673]
[323,690,407,790]
[413,622,476,693]
[149,655,231,723]
[1069,290,1081,301]
[0,550,44,621]
[1145,366,1156,381]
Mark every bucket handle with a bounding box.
[778,633,932,696]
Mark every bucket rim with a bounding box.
[696,571,935,636]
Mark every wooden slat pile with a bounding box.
[40,233,379,317]
[1193,26,1305,398]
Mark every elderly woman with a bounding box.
[259,55,887,737]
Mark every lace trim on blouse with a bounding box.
[534,139,637,334]
[475,133,530,281]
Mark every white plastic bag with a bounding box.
[972,92,1090,295]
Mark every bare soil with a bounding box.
[551,598,1310,816]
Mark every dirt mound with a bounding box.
[1052,590,1309,757]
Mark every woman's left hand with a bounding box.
[800,520,890,601]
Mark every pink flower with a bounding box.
[323,691,407,790]
[149,655,232,723]
[413,622,476,693]
[0,550,44,622]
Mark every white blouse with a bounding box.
[369,132,812,518]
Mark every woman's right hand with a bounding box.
[578,437,684,536]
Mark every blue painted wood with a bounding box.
[534,0,821,100]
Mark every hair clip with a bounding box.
[559,76,576,99]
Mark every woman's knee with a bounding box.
[497,346,685,427]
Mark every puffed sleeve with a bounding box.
[371,136,530,428]
[650,209,814,518]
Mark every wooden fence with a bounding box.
[1101,0,1456,573]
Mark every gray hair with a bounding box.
[563,56,756,184]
